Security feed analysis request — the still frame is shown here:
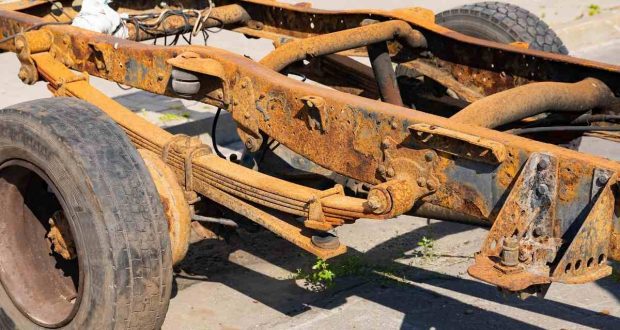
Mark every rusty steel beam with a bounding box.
[451,78,616,128]
[259,19,427,72]
[224,0,620,96]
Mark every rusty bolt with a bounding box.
[381,138,392,149]
[245,137,256,150]
[536,183,550,197]
[233,100,239,106]
[377,165,387,177]
[366,195,386,214]
[386,167,395,178]
[244,112,251,119]
[500,236,519,267]
[426,180,437,191]
[416,177,426,187]
[533,226,545,237]
[366,189,389,214]
[537,158,550,170]
[241,81,248,89]
[390,121,398,129]
[424,152,435,162]
[597,173,610,187]
[14,39,24,52]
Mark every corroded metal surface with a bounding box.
[469,153,561,291]
[451,78,616,128]
[259,19,427,72]
[0,1,618,292]
[47,211,76,261]
[138,149,191,265]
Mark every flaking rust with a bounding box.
[0,0,618,296]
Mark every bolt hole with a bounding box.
[575,259,582,270]
[565,263,572,273]
[587,257,594,268]
[598,254,606,265]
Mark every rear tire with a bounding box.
[0,98,172,329]
[436,1,569,54]
[435,2,582,149]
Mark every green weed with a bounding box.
[416,236,436,260]
[159,112,186,123]
[588,4,601,16]
[294,258,336,290]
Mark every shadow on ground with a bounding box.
[174,218,620,329]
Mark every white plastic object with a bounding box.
[72,0,128,39]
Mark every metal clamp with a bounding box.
[184,145,212,192]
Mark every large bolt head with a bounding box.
[537,158,550,170]
[377,165,387,177]
[366,191,388,214]
[381,138,391,149]
[426,180,437,191]
[14,39,24,52]
[597,173,610,187]
[245,138,255,150]
[536,183,549,197]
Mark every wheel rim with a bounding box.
[0,160,82,327]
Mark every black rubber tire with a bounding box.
[436,1,569,54]
[0,98,172,329]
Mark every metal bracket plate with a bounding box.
[468,152,559,291]
[231,76,263,152]
[551,169,615,284]
[408,123,506,164]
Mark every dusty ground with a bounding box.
[0,1,619,329]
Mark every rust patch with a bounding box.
[558,159,582,203]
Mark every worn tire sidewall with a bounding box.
[436,17,515,43]
[0,110,126,329]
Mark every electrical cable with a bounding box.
[510,126,620,135]
[124,8,224,46]
[211,108,226,159]
[570,114,620,125]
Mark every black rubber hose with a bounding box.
[211,108,226,159]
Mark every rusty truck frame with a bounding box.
[0,0,618,328]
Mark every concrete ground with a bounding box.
[0,1,619,329]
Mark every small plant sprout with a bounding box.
[294,258,336,291]
[588,4,601,16]
[417,236,436,260]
